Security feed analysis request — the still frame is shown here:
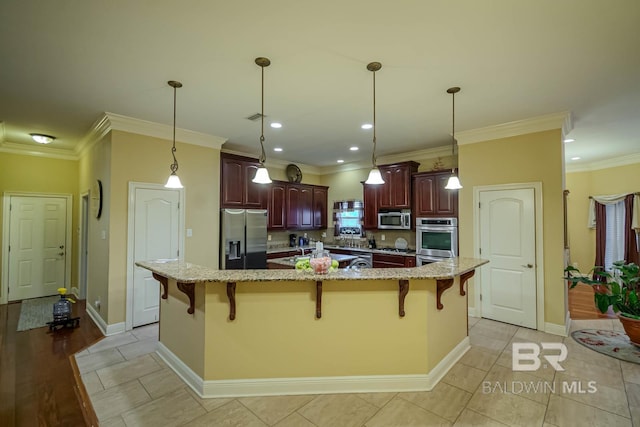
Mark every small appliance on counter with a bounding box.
[289,233,297,247]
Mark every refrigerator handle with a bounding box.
[228,240,241,260]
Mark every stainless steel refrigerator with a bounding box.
[220,209,268,270]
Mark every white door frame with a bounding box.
[126,182,185,331]
[1,192,73,304]
[75,192,90,299]
[473,182,545,331]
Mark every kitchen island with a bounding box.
[137,257,487,398]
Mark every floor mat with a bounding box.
[16,296,59,331]
[572,329,640,364]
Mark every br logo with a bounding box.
[512,343,567,371]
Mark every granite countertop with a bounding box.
[267,253,359,268]
[268,245,416,257]
[136,257,488,284]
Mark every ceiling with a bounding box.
[1,1,639,170]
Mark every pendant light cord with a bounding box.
[451,89,455,174]
[170,84,179,174]
[372,68,377,168]
[259,64,267,165]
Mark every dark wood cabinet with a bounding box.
[378,162,419,209]
[412,170,458,218]
[268,181,328,231]
[220,153,266,209]
[362,161,419,229]
[313,186,328,228]
[372,253,415,268]
[267,182,287,230]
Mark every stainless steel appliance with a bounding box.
[378,209,411,230]
[347,252,373,269]
[220,209,268,270]
[416,217,458,265]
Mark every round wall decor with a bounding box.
[91,179,103,219]
[286,164,302,183]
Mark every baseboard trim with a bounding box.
[85,304,125,336]
[157,337,470,398]
[545,313,570,337]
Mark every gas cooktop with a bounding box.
[378,247,414,254]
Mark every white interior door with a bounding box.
[479,188,537,328]
[132,188,180,327]
[8,196,67,301]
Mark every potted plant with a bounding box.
[565,261,640,345]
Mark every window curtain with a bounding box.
[594,201,607,280]
[625,194,640,264]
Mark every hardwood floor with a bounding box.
[568,282,618,320]
[0,299,103,427]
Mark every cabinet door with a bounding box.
[378,168,393,208]
[435,173,458,216]
[244,163,266,208]
[299,186,314,229]
[378,162,417,209]
[221,157,244,207]
[268,182,287,230]
[413,174,436,217]
[286,185,301,229]
[372,253,405,268]
[313,187,328,229]
[404,256,416,267]
[362,183,379,230]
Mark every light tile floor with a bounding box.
[75,317,640,426]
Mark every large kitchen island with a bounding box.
[136,257,487,398]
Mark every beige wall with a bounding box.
[0,152,80,300]
[79,134,113,321]
[106,130,220,324]
[566,162,640,272]
[458,129,567,326]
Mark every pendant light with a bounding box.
[252,57,272,184]
[364,61,385,185]
[165,80,184,189]
[444,86,462,190]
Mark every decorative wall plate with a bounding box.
[286,164,302,183]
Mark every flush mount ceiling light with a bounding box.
[364,61,385,185]
[252,57,273,184]
[164,80,184,189]
[444,86,463,190]
[30,133,55,144]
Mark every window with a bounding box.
[604,201,625,271]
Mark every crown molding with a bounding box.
[456,111,571,145]
[0,140,78,161]
[565,152,640,173]
[221,147,324,175]
[75,113,112,158]
[104,112,227,149]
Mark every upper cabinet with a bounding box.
[268,180,328,231]
[378,161,419,209]
[220,153,266,209]
[362,161,419,229]
[412,170,458,218]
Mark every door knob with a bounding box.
[522,263,533,268]
[58,252,65,256]
[59,245,64,249]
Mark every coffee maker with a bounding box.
[289,233,297,247]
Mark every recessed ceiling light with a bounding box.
[571,156,581,160]
[337,159,344,163]
[564,138,575,143]
[270,122,282,129]
[273,147,283,152]
[361,124,373,130]
[30,133,55,144]
[349,146,359,151]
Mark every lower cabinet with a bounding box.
[372,253,416,268]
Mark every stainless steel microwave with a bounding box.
[378,210,411,230]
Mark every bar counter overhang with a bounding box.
[136,257,488,398]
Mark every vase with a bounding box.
[618,314,640,346]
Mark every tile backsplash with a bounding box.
[267,228,415,250]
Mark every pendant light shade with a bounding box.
[252,57,272,184]
[364,61,385,185]
[444,86,462,190]
[165,80,184,189]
